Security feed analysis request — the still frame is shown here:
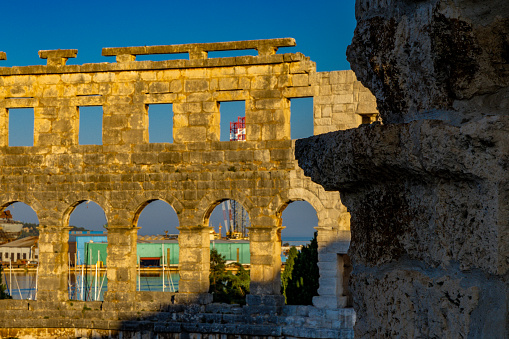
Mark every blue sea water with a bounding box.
[281,236,313,263]
[281,236,312,247]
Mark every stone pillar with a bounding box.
[297,0,509,335]
[313,224,351,309]
[104,226,137,304]
[37,225,71,302]
[175,225,212,304]
[247,225,284,307]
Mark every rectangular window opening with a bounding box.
[208,50,257,59]
[148,104,173,143]
[136,53,189,62]
[79,106,103,145]
[360,113,378,125]
[290,97,314,139]
[8,108,34,146]
[219,101,246,142]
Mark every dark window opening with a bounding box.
[140,257,161,267]
[360,113,378,125]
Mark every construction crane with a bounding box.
[220,116,249,239]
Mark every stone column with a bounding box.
[247,224,284,307]
[104,226,137,305]
[37,225,71,302]
[296,0,509,334]
[314,223,351,309]
[175,225,212,304]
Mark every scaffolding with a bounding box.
[229,116,246,141]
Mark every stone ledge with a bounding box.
[102,38,296,60]
[0,53,305,76]
[296,117,509,192]
[38,49,78,60]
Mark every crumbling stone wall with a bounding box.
[0,38,376,334]
[297,1,509,338]
[0,300,356,339]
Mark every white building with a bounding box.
[0,236,38,263]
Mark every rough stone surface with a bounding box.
[296,1,509,338]
[0,300,355,339]
[347,0,509,125]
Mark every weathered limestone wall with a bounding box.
[313,71,377,135]
[296,2,509,338]
[0,38,377,336]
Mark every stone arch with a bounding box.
[62,192,110,227]
[131,192,184,228]
[273,187,326,228]
[0,193,45,223]
[197,189,254,227]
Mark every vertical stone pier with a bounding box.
[247,222,285,307]
[296,1,509,337]
[37,225,70,302]
[176,224,212,304]
[105,226,138,305]
[314,223,351,309]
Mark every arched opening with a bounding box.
[280,200,318,245]
[135,199,180,293]
[207,199,250,240]
[279,200,319,305]
[207,199,250,304]
[1,202,39,300]
[68,200,108,232]
[67,200,107,301]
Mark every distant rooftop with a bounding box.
[0,236,38,248]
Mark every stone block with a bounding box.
[169,79,182,92]
[292,74,309,87]
[184,79,208,92]
[148,81,170,93]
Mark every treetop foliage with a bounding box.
[0,266,12,299]
[281,232,319,305]
[209,248,250,305]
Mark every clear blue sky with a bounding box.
[2,0,356,238]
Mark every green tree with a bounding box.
[0,266,11,299]
[281,246,298,304]
[210,248,226,286]
[209,248,250,305]
[284,232,319,305]
[19,222,39,238]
